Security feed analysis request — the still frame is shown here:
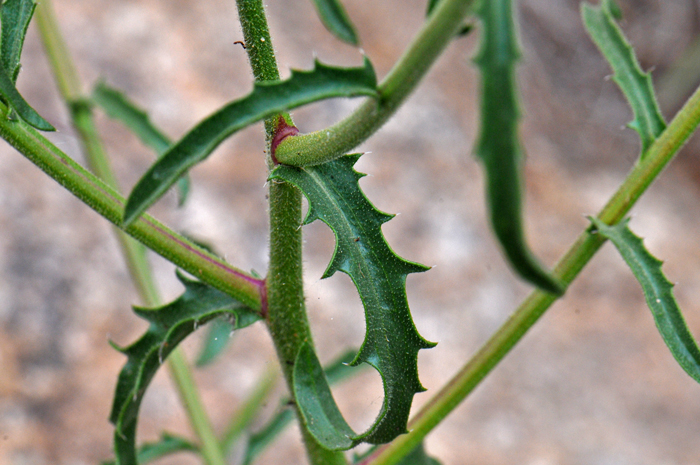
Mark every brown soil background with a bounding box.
[2,0,700,464]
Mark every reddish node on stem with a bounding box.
[259,279,269,319]
[270,115,299,165]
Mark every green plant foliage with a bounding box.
[354,442,440,465]
[582,0,666,155]
[123,58,378,226]
[109,272,261,465]
[195,317,234,367]
[272,154,434,448]
[590,217,700,384]
[102,433,198,465]
[473,0,562,294]
[92,81,190,205]
[309,0,358,45]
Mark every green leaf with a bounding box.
[123,58,378,226]
[582,0,666,155]
[109,272,261,465]
[473,0,562,294]
[92,81,190,206]
[0,60,54,131]
[102,432,198,465]
[1,0,36,82]
[426,0,472,36]
[590,217,700,384]
[309,0,359,45]
[195,317,234,367]
[272,154,435,449]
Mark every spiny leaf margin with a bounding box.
[109,272,261,465]
[272,154,434,449]
[309,0,359,45]
[123,57,378,226]
[473,0,562,294]
[590,217,700,384]
[581,0,666,155]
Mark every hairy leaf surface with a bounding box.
[1,0,35,82]
[272,155,434,449]
[103,433,197,465]
[110,272,261,464]
[124,58,377,226]
[591,217,700,384]
[309,0,358,45]
[474,0,561,294]
[582,0,665,155]
[92,81,190,205]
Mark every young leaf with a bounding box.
[473,0,562,294]
[309,0,359,45]
[590,217,700,384]
[92,81,190,205]
[102,432,198,465]
[123,58,378,226]
[582,0,666,155]
[272,154,435,449]
[109,272,261,464]
[1,0,36,82]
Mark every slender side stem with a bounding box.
[235,1,347,464]
[365,83,700,465]
[273,0,477,166]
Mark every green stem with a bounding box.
[273,0,477,166]
[235,1,347,464]
[365,82,700,465]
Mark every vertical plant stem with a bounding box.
[35,3,226,465]
[235,1,347,464]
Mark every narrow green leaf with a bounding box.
[590,217,700,384]
[272,154,434,449]
[582,0,666,154]
[309,0,358,45]
[195,317,234,367]
[92,81,190,206]
[1,0,36,82]
[0,60,54,131]
[102,432,198,465]
[473,0,562,294]
[123,58,377,226]
[109,272,261,465]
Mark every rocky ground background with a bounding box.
[2,0,700,464]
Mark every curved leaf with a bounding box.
[109,272,261,465]
[473,0,562,294]
[590,217,700,384]
[123,58,377,226]
[0,60,54,131]
[582,0,666,155]
[1,0,36,82]
[309,0,358,45]
[272,154,434,449]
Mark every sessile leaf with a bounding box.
[582,0,666,155]
[109,272,261,465]
[590,217,700,384]
[123,58,378,226]
[272,154,435,449]
[309,0,359,45]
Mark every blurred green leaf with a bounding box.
[195,317,234,367]
[1,0,36,82]
[309,0,358,45]
[102,432,198,465]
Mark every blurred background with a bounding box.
[2,0,700,463]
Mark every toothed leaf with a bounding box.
[582,0,666,155]
[473,0,562,294]
[272,154,434,449]
[109,272,261,465]
[1,0,35,83]
[102,432,198,465]
[590,217,700,384]
[309,0,358,45]
[124,58,377,226]
[92,81,190,206]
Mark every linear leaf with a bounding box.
[123,58,377,226]
[92,81,190,205]
[272,154,434,449]
[309,0,358,45]
[473,0,562,294]
[0,60,54,131]
[590,217,700,384]
[102,432,198,465]
[1,0,36,82]
[109,272,261,465]
[582,0,666,155]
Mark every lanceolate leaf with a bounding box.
[109,272,261,464]
[309,0,359,45]
[1,0,36,82]
[272,154,435,449]
[582,0,666,155]
[123,58,378,226]
[92,81,190,205]
[474,0,562,294]
[590,217,700,384]
[103,433,198,465]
